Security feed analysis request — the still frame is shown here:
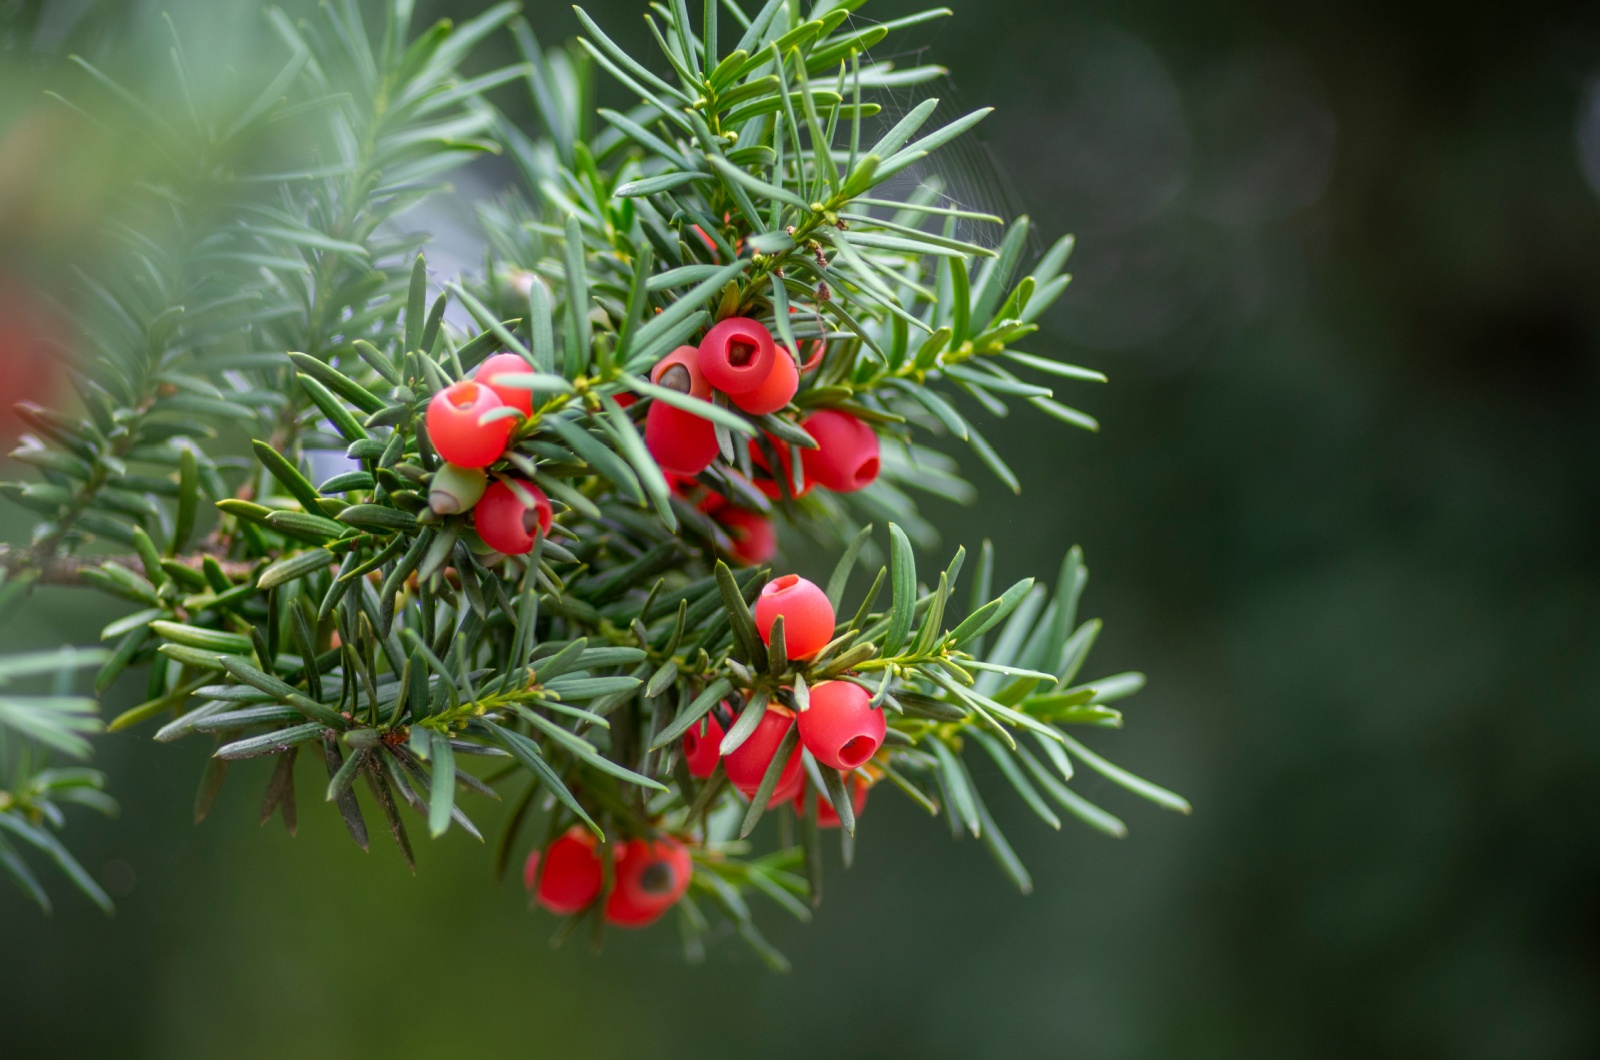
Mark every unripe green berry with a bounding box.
[428,463,488,515]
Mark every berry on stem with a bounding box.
[525,826,603,915]
[473,479,551,556]
[645,346,719,475]
[798,680,885,771]
[800,410,881,492]
[715,507,776,565]
[729,348,798,415]
[604,837,693,928]
[722,705,801,797]
[698,317,777,396]
[427,380,514,468]
[754,574,835,660]
[475,352,535,416]
[682,707,729,778]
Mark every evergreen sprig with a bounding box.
[0,0,1186,961]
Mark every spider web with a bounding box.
[837,21,1041,258]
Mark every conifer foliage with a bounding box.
[0,0,1188,961]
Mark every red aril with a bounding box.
[754,574,835,660]
[475,352,535,416]
[474,479,551,555]
[800,410,880,492]
[798,680,885,771]
[427,380,514,468]
[698,317,777,396]
[525,826,603,915]
[604,837,692,928]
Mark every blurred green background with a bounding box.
[4,0,1599,1056]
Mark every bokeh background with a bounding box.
[3,0,1600,1056]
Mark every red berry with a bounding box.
[722,705,801,796]
[604,837,693,928]
[427,380,514,468]
[473,479,551,555]
[652,345,714,400]
[525,826,603,915]
[729,348,798,415]
[799,680,885,770]
[794,775,870,828]
[698,317,777,396]
[645,346,719,475]
[646,403,719,476]
[682,706,729,778]
[475,352,535,416]
[800,410,880,492]
[754,574,835,660]
[716,507,776,566]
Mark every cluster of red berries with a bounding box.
[518,575,882,930]
[523,828,693,928]
[643,317,882,565]
[644,316,796,476]
[643,317,880,496]
[424,353,553,557]
[684,574,887,808]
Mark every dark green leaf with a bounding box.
[428,731,456,838]
[883,523,915,655]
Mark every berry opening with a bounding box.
[521,508,541,534]
[855,456,880,486]
[728,339,757,367]
[839,736,877,768]
[639,861,674,895]
[770,573,800,592]
[448,382,482,409]
[659,363,692,393]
